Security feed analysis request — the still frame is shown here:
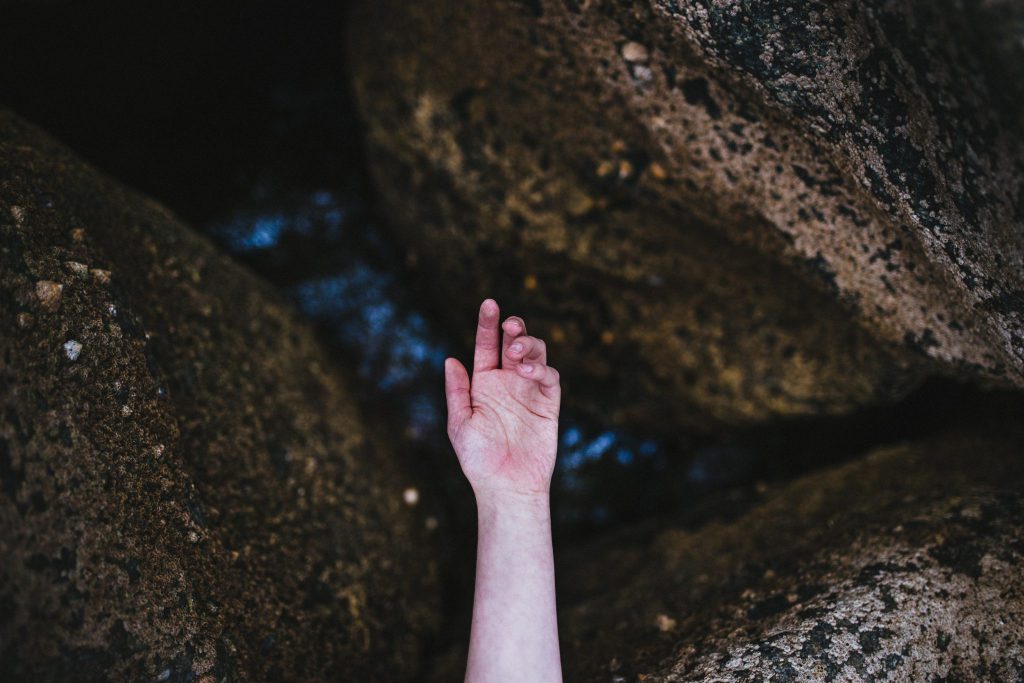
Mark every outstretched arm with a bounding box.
[444,298,562,683]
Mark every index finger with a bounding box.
[473,299,501,374]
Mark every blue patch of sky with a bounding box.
[212,188,451,439]
[556,426,661,474]
[293,270,447,391]
[235,214,287,250]
[215,189,348,252]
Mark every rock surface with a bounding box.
[348,0,1024,429]
[555,425,1024,681]
[0,110,439,681]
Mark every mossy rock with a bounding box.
[0,110,439,681]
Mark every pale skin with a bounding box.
[444,298,563,683]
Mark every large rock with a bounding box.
[555,425,1024,681]
[348,0,1024,429]
[0,110,439,680]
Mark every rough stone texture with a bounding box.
[0,109,439,681]
[547,425,1024,682]
[348,0,1024,429]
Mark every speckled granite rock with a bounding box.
[348,0,1024,429]
[0,110,439,681]
[549,426,1024,682]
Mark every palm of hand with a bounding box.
[452,368,559,495]
[444,300,562,498]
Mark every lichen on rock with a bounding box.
[0,109,439,681]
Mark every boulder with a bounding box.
[348,0,1024,429]
[554,425,1024,681]
[0,110,439,681]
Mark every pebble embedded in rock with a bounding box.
[65,261,88,277]
[63,339,83,361]
[655,614,677,632]
[90,268,111,285]
[621,41,648,62]
[35,280,63,311]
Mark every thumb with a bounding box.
[444,357,472,437]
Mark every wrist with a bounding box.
[474,487,551,524]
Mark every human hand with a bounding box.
[444,299,561,502]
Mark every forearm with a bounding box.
[465,490,562,683]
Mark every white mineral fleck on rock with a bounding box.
[64,339,83,361]
[632,65,653,82]
[403,487,420,506]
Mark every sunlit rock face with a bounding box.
[0,110,439,681]
[348,0,1024,429]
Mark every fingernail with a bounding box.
[510,342,523,353]
[521,363,534,374]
